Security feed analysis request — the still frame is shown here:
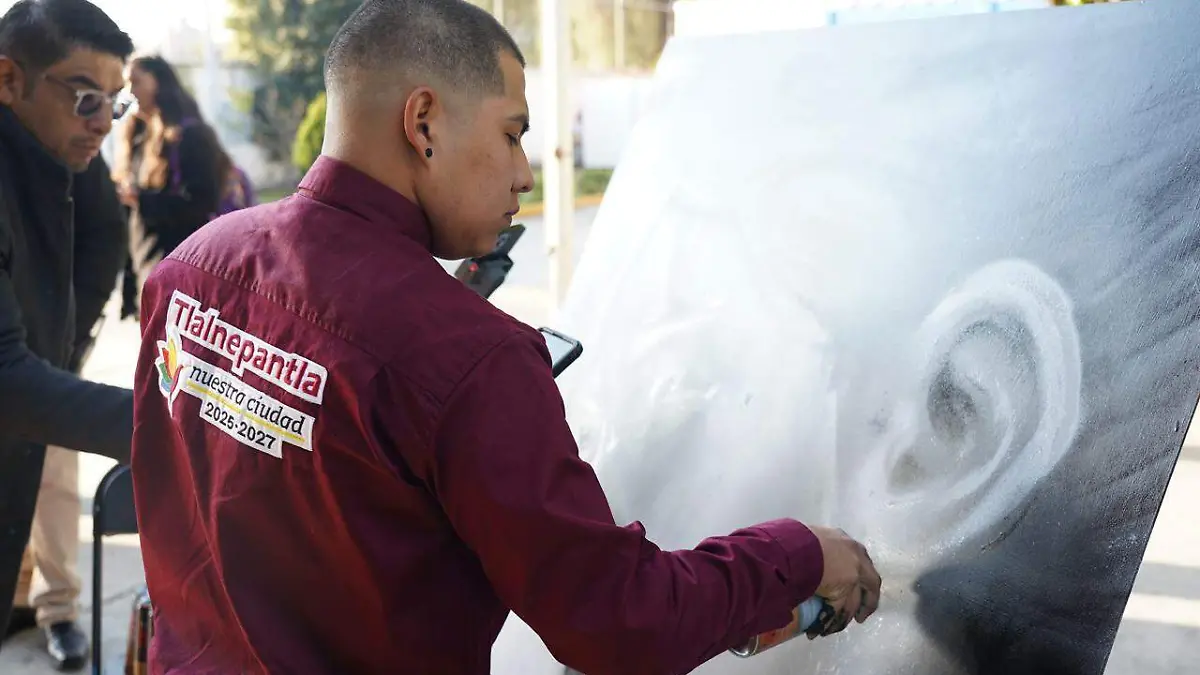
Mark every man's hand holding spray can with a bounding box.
[731,526,883,657]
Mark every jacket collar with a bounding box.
[297,156,433,251]
[0,105,72,190]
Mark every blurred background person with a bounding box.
[113,55,253,321]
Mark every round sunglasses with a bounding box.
[41,73,136,121]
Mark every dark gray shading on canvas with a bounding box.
[488,1,1200,674]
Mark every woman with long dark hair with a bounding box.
[113,55,247,319]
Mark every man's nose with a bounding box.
[516,158,535,195]
[87,110,113,138]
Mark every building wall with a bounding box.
[523,69,658,169]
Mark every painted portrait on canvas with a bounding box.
[491,1,1200,674]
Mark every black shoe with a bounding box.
[3,606,36,639]
[45,621,89,672]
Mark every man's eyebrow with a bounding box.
[63,74,104,91]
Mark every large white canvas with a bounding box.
[493,2,1200,673]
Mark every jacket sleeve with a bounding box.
[0,207,133,464]
[137,124,222,225]
[70,155,127,368]
[408,329,824,675]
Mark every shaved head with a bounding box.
[320,0,535,262]
[324,0,524,99]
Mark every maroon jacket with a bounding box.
[131,156,825,675]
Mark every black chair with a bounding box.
[91,464,137,675]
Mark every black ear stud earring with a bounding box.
[419,123,432,157]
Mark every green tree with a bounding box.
[292,91,327,174]
[226,0,360,168]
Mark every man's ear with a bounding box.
[402,86,438,158]
[0,56,24,106]
[849,258,1083,553]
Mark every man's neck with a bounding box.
[321,148,418,207]
[322,106,420,206]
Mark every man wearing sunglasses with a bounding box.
[0,0,137,669]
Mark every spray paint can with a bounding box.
[729,596,833,658]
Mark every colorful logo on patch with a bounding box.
[155,327,185,401]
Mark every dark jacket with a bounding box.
[72,149,130,369]
[0,106,134,637]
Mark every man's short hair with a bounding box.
[0,0,134,77]
[325,0,525,98]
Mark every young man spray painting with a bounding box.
[132,1,883,672]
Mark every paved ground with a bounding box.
[3,204,1200,673]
